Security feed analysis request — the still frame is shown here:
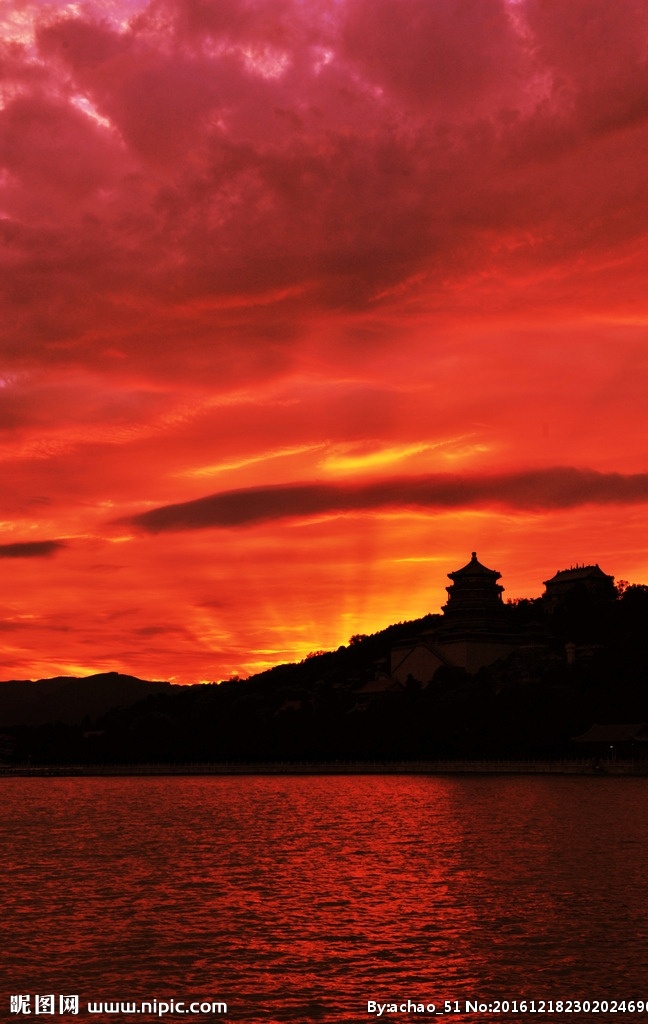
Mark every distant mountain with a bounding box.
[0,671,176,727]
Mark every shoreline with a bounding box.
[1,759,647,777]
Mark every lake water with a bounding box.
[2,775,648,1023]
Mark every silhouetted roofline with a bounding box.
[447,551,501,581]
[544,563,614,586]
[573,724,648,744]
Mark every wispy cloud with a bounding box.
[183,444,326,478]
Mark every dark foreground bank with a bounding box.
[2,758,648,776]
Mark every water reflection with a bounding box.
[1,776,648,1022]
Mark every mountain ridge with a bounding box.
[0,671,176,727]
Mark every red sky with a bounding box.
[2,0,648,682]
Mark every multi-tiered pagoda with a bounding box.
[391,552,521,683]
[442,551,504,622]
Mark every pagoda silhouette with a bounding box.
[391,552,523,683]
[443,550,504,622]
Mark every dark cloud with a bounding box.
[523,0,648,133]
[0,540,66,558]
[341,0,525,111]
[123,467,648,532]
[0,0,647,387]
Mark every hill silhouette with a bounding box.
[0,671,175,727]
[2,583,648,764]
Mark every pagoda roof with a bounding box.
[448,551,501,581]
[572,723,648,744]
[544,563,612,586]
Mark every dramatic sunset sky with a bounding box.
[2,0,648,682]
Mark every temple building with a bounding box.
[391,552,522,683]
[442,550,504,622]
[542,564,615,611]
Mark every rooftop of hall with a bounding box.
[543,563,613,585]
